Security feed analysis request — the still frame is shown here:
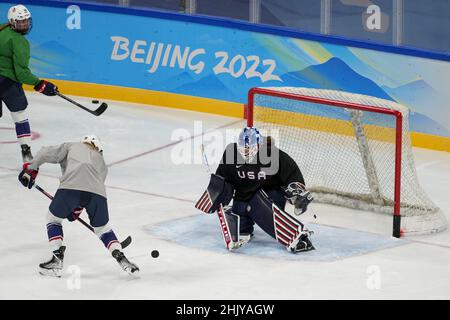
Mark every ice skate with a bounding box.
[21,144,33,163]
[229,233,253,250]
[112,249,139,275]
[288,231,315,253]
[39,246,65,277]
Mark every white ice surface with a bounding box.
[1,92,450,299]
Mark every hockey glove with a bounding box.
[195,174,234,213]
[34,80,58,96]
[68,207,83,222]
[283,182,313,215]
[18,162,39,189]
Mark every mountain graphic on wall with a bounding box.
[275,58,450,137]
[150,71,196,92]
[280,57,394,101]
[172,74,239,102]
[32,41,80,78]
[382,80,448,116]
[382,79,450,134]
[33,41,78,65]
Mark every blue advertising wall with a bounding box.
[1,1,449,150]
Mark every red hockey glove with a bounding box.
[18,162,39,189]
[68,207,83,222]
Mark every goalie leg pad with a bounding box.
[224,207,240,243]
[231,200,254,234]
[265,189,287,210]
[248,190,312,250]
[216,205,252,250]
[195,174,234,213]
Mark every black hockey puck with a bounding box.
[92,100,99,104]
[151,250,159,258]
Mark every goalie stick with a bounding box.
[34,184,132,249]
[216,204,236,250]
[200,144,235,249]
[56,92,108,116]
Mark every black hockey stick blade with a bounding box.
[121,236,132,249]
[56,92,108,116]
[94,102,108,116]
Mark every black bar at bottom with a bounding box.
[393,214,402,238]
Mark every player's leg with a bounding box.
[248,190,314,253]
[265,189,287,210]
[232,200,255,236]
[39,212,66,277]
[0,77,11,118]
[221,204,252,250]
[39,189,78,277]
[1,80,32,162]
[84,192,139,275]
[195,174,249,250]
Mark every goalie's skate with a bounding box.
[228,233,253,250]
[112,249,139,276]
[288,230,315,253]
[39,246,65,277]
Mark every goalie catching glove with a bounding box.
[18,162,38,189]
[283,182,313,215]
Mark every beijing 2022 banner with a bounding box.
[1,2,449,138]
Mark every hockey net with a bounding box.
[246,87,447,236]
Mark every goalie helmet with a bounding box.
[8,5,32,35]
[81,134,104,153]
[237,127,262,163]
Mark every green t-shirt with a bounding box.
[0,23,40,86]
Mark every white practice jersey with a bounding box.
[29,142,107,198]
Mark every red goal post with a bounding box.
[245,87,446,237]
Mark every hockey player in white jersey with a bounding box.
[18,135,139,277]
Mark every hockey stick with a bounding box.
[200,144,242,250]
[56,92,108,116]
[200,144,212,174]
[34,184,132,249]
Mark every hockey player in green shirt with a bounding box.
[0,4,58,162]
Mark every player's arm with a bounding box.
[279,151,313,215]
[28,143,71,169]
[18,143,70,189]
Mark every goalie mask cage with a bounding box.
[246,87,447,237]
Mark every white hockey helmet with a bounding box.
[237,126,262,162]
[81,134,104,153]
[8,4,32,35]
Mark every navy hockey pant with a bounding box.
[0,76,28,112]
[49,189,109,227]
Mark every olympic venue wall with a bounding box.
[1,1,449,151]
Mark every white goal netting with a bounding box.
[249,87,447,236]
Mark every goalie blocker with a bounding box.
[195,174,314,253]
